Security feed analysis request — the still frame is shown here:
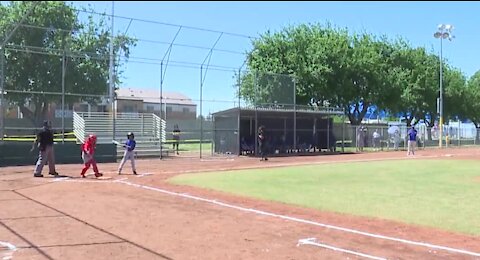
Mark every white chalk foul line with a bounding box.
[136,173,153,178]
[297,238,386,260]
[157,153,464,176]
[116,180,480,258]
[50,177,127,183]
[200,158,235,162]
[0,241,17,260]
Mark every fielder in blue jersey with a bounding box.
[407,126,418,156]
[118,132,137,175]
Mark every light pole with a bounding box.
[433,24,454,148]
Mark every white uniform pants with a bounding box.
[118,150,136,173]
[407,140,416,155]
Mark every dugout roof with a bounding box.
[212,106,344,118]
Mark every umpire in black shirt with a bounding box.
[31,121,58,177]
[258,125,268,161]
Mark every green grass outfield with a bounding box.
[169,159,480,236]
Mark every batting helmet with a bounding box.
[88,134,97,142]
[127,132,134,138]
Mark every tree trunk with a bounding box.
[19,103,49,129]
[404,111,419,127]
[346,102,369,126]
[405,116,413,127]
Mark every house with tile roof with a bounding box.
[115,88,196,120]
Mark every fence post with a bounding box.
[199,65,203,159]
[159,62,163,159]
[237,68,241,156]
[211,113,214,156]
[254,71,258,156]
[109,1,116,145]
[326,116,330,152]
[293,76,297,152]
[458,120,461,147]
[0,48,5,142]
[141,113,144,135]
[423,126,426,150]
[61,39,66,143]
[341,112,345,153]
[381,127,384,151]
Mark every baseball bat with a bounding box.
[112,140,127,148]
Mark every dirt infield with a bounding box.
[1,147,480,259]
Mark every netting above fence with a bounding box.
[254,72,295,109]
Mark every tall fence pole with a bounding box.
[159,62,163,159]
[0,48,5,142]
[342,111,345,153]
[109,1,116,142]
[237,67,241,156]
[210,112,214,156]
[293,76,297,151]
[458,120,461,146]
[61,41,66,143]
[158,26,182,159]
[327,116,330,151]
[254,71,258,156]
[198,33,222,159]
[200,65,203,159]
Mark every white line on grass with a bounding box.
[115,179,480,258]
[0,241,17,260]
[264,152,477,169]
[297,238,386,260]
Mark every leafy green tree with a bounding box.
[238,22,469,132]
[464,71,480,139]
[0,1,136,126]
[441,66,467,124]
[389,48,439,127]
[239,23,402,125]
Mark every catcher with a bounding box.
[80,134,103,178]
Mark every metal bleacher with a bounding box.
[73,111,171,158]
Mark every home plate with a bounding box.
[136,173,153,177]
[444,154,453,157]
[97,176,113,180]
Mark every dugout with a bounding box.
[212,107,345,156]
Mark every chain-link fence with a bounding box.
[206,71,345,157]
[1,42,109,144]
[160,63,241,158]
[346,123,480,152]
[3,2,479,163]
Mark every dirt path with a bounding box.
[1,147,480,259]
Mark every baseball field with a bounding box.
[1,147,480,259]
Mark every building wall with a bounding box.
[4,97,197,122]
[116,99,197,120]
[116,99,144,114]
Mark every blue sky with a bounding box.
[68,1,480,116]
